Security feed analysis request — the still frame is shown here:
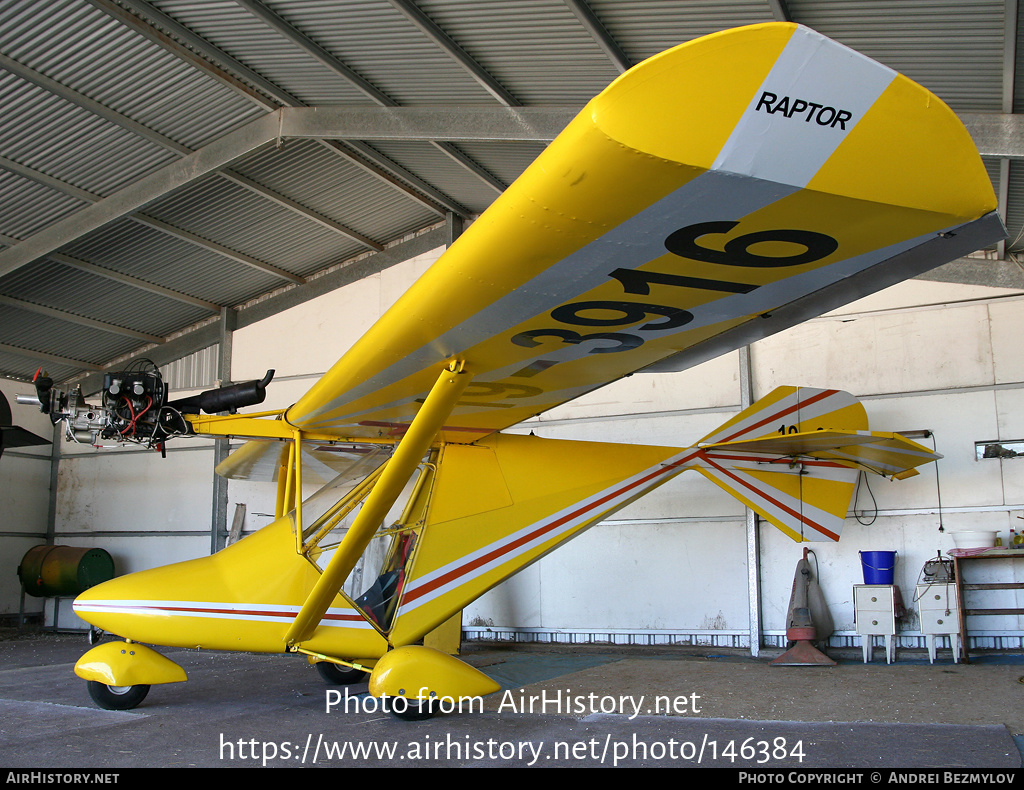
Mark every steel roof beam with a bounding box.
[0,110,282,279]
[0,159,281,299]
[0,295,164,344]
[997,0,1018,257]
[2,105,1017,282]
[319,139,464,217]
[214,170,383,251]
[765,0,793,22]
[234,0,395,107]
[0,52,191,155]
[0,342,103,372]
[87,0,289,111]
[94,0,461,217]
[962,112,1024,160]
[0,230,220,312]
[280,106,577,142]
[282,105,1024,159]
[0,49,378,254]
[387,0,521,106]
[233,0,507,194]
[0,136,305,290]
[70,227,446,394]
[563,0,632,73]
[46,251,222,313]
[126,214,307,282]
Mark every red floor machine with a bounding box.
[771,548,836,666]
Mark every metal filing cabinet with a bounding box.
[854,584,897,663]
[915,582,960,664]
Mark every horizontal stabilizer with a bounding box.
[686,386,938,542]
[698,386,868,445]
[701,429,942,478]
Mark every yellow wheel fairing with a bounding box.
[74,641,187,687]
[284,23,1000,442]
[368,646,500,702]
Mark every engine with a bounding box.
[28,361,274,450]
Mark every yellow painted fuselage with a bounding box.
[74,433,690,659]
[73,392,941,662]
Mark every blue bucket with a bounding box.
[860,551,897,585]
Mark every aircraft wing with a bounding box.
[285,22,1004,442]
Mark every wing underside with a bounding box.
[282,22,1003,442]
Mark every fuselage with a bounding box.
[73,517,390,658]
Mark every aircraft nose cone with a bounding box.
[72,574,142,634]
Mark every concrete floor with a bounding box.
[1,628,1022,769]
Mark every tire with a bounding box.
[315,661,365,685]
[86,681,150,711]
[390,698,437,722]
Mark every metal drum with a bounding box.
[17,545,115,598]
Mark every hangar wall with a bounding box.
[479,277,1024,650]
[8,244,1024,653]
[0,376,54,623]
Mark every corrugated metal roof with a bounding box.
[0,0,1019,386]
[60,215,294,305]
[592,0,776,60]
[788,0,1006,112]
[414,0,621,104]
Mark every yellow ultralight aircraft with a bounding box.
[39,22,1004,718]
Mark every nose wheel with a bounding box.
[86,681,150,710]
[390,698,437,721]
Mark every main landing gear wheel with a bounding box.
[86,681,150,711]
[315,661,365,685]
[390,699,437,722]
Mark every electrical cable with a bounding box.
[928,432,945,533]
[854,470,877,525]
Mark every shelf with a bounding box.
[950,549,1024,662]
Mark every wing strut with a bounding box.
[284,362,472,647]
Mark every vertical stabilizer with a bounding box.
[687,387,869,542]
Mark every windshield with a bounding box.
[294,448,434,630]
[298,445,390,545]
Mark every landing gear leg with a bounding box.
[315,662,366,685]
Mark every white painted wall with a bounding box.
[465,276,1024,647]
[0,376,54,619]
[11,243,1024,650]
